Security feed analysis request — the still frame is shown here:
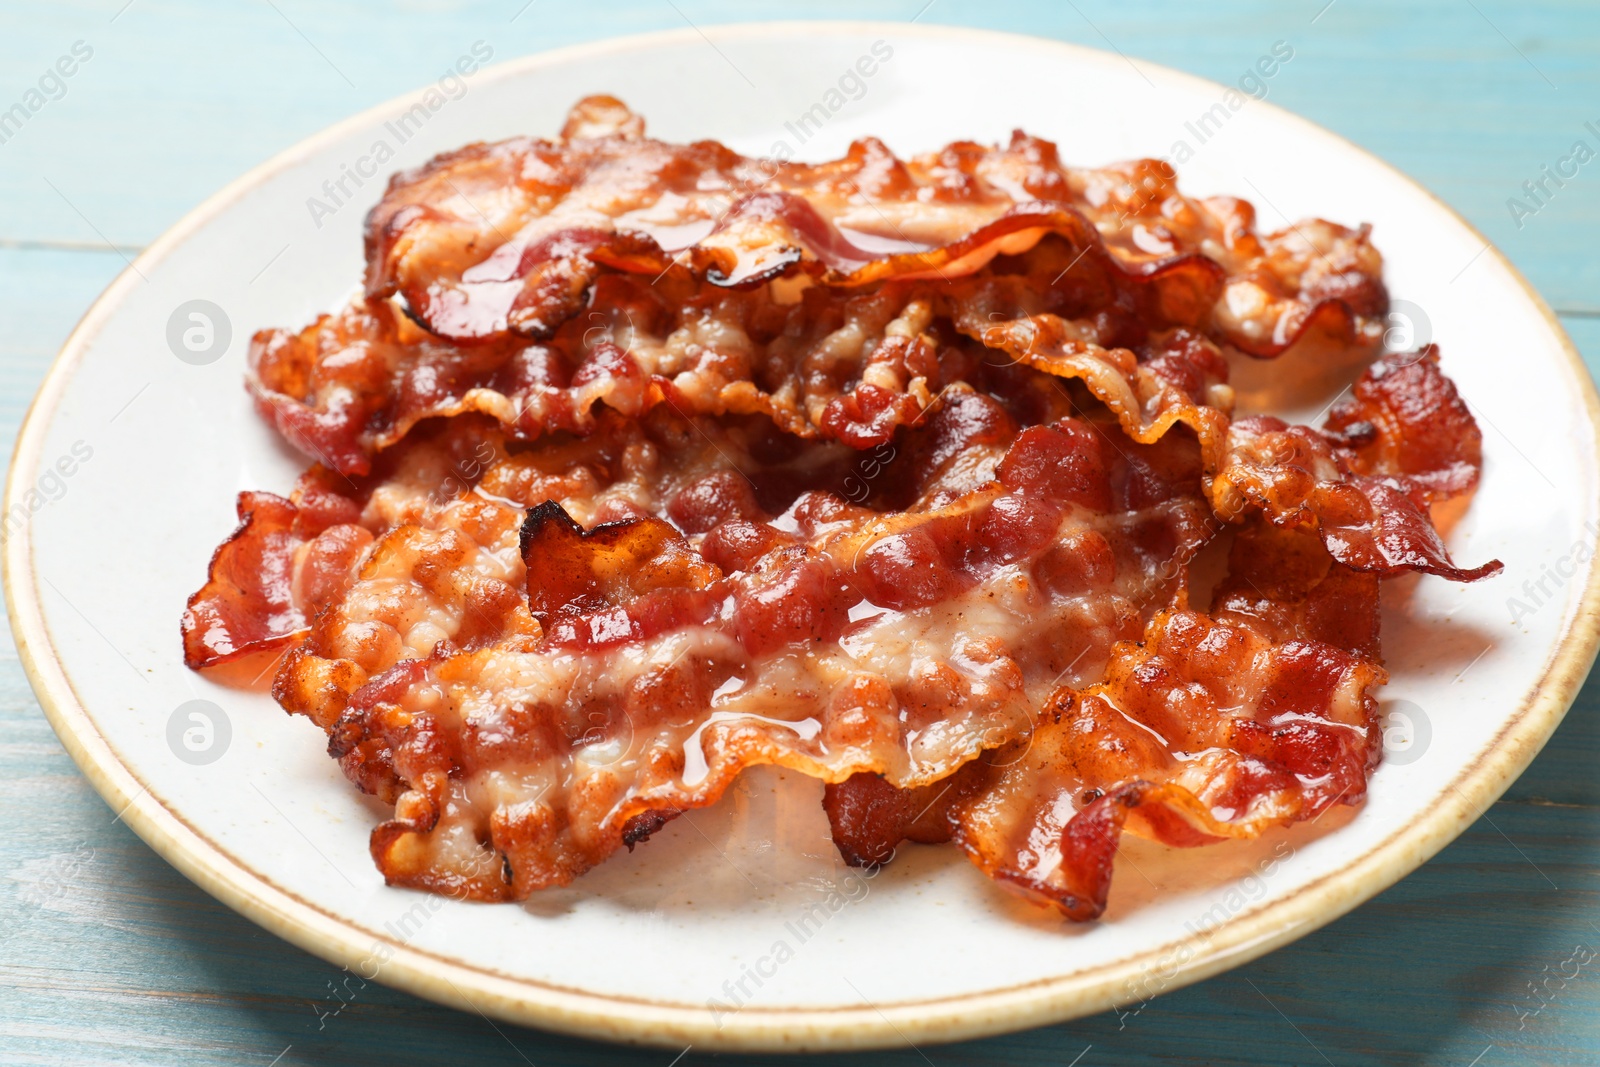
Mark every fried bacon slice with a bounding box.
[823,347,1501,919]
[197,344,1496,914]
[1208,525,1382,660]
[181,469,371,668]
[1211,347,1501,582]
[825,552,1395,921]
[949,606,1384,919]
[247,385,1214,898]
[248,253,1239,476]
[1323,343,1484,498]
[249,97,1384,475]
[184,99,1505,922]
[365,96,1384,352]
[181,492,305,668]
[201,330,1497,915]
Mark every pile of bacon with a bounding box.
[182,96,1499,919]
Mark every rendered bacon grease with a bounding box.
[183,97,1499,919]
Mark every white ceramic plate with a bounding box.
[7,22,1599,1053]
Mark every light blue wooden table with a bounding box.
[4,2,1598,1064]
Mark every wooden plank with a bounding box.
[0,248,124,444]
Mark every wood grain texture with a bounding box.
[3,3,1598,1064]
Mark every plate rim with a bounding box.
[6,19,1599,1052]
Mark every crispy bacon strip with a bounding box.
[1212,347,1501,582]
[181,470,370,668]
[1208,524,1382,659]
[248,257,1237,476]
[207,340,1498,913]
[822,763,985,868]
[949,607,1384,919]
[185,99,1509,921]
[365,97,1385,354]
[520,502,722,644]
[256,390,1215,898]
[248,286,654,477]
[1324,343,1484,498]
[958,311,1233,473]
[181,492,304,669]
[829,595,1386,920]
[254,99,1382,477]
[824,347,1499,919]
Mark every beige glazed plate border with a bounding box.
[6,21,1600,1053]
